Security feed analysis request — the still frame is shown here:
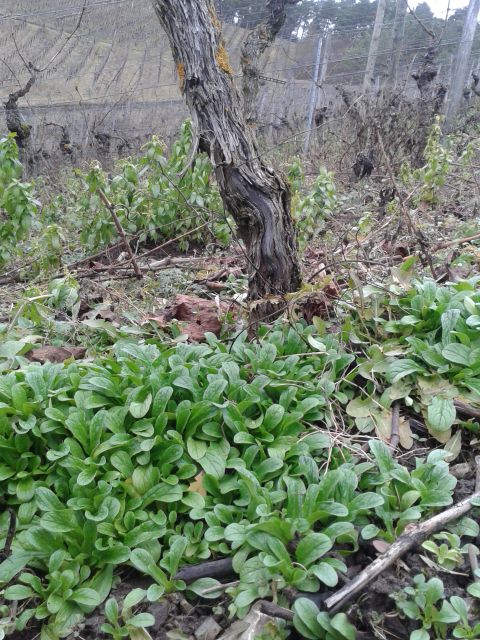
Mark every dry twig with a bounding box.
[1,509,16,559]
[389,401,400,452]
[467,544,480,583]
[376,129,437,278]
[174,557,234,583]
[97,189,142,279]
[324,456,480,613]
[433,231,480,251]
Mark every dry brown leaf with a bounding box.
[25,345,86,364]
[427,426,452,444]
[398,417,414,450]
[205,281,226,292]
[372,540,390,554]
[374,410,392,443]
[444,430,462,462]
[188,471,206,496]
[146,294,230,342]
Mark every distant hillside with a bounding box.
[0,0,323,161]
[0,0,463,167]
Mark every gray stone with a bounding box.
[150,601,169,633]
[194,617,222,640]
[450,462,471,479]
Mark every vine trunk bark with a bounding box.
[241,0,299,126]
[4,74,35,166]
[151,0,301,323]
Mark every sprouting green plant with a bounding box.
[293,167,337,249]
[0,134,38,268]
[29,224,65,275]
[0,307,474,638]
[3,552,106,639]
[101,589,154,639]
[345,276,480,443]
[130,538,187,601]
[70,120,228,253]
[293,598,356,640]
[392,574,461,640]
[450,590,480,639]
[287,158,305,195]
[361,442,457,543]
[421,532,468,570]
[0,605,14,639]
[399,117,451,204]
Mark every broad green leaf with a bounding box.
[349,492,384,512]
[361,524,380,540]
[296,532,332,565]
[146,583,165,602]
[123,588,147,610]
[346,397,373,418]
[293,598,323,639]
[130,389,152,419]
[16,477,34,502]
[89,566,113,605]
[40,510,78,533]
[441,309,460,344]
[427,397,456,432]
[77,467,97,486]
[71,588,102,608]
[186,437,207,461]
[442,343,471,366]
[329,613,356,640]
[436,601,460,624]
[130,549,168,586]
[307,335,326,353]
[388,359,424,382]
[263,404,285,430]
[309,562,338,587]
[104,598,119,623]
[187,578,223,598]
[0,341,27,358]
[142,483,183,506]
[410,630,429,640]
[81,376,119,398]
[467,582,480,597]
[127,613,155,628]
[449,595,468,621]
[110,450,134,477]
[203,378,227,402]
[235,588,259,609]
[4,584,35,600]
[152,386,173,415]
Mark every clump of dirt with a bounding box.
[75,590,230,640]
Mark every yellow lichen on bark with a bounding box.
[215,43,233,75]
[209,4,221,30]
[176,61,185,91]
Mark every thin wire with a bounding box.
[0,0,130,22]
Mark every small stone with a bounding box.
[179,597,194,614]
[150,601,169,633]
[194,617,222,640]
[450,462,471,479]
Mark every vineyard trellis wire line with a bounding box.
[1,29,474,96]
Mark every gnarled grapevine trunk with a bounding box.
[4,75,35,165]
[151,0,301,323]
[241,0,298,126]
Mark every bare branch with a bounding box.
[11,30,33,74]
[405,0,436,40]
[35,0,87,73]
